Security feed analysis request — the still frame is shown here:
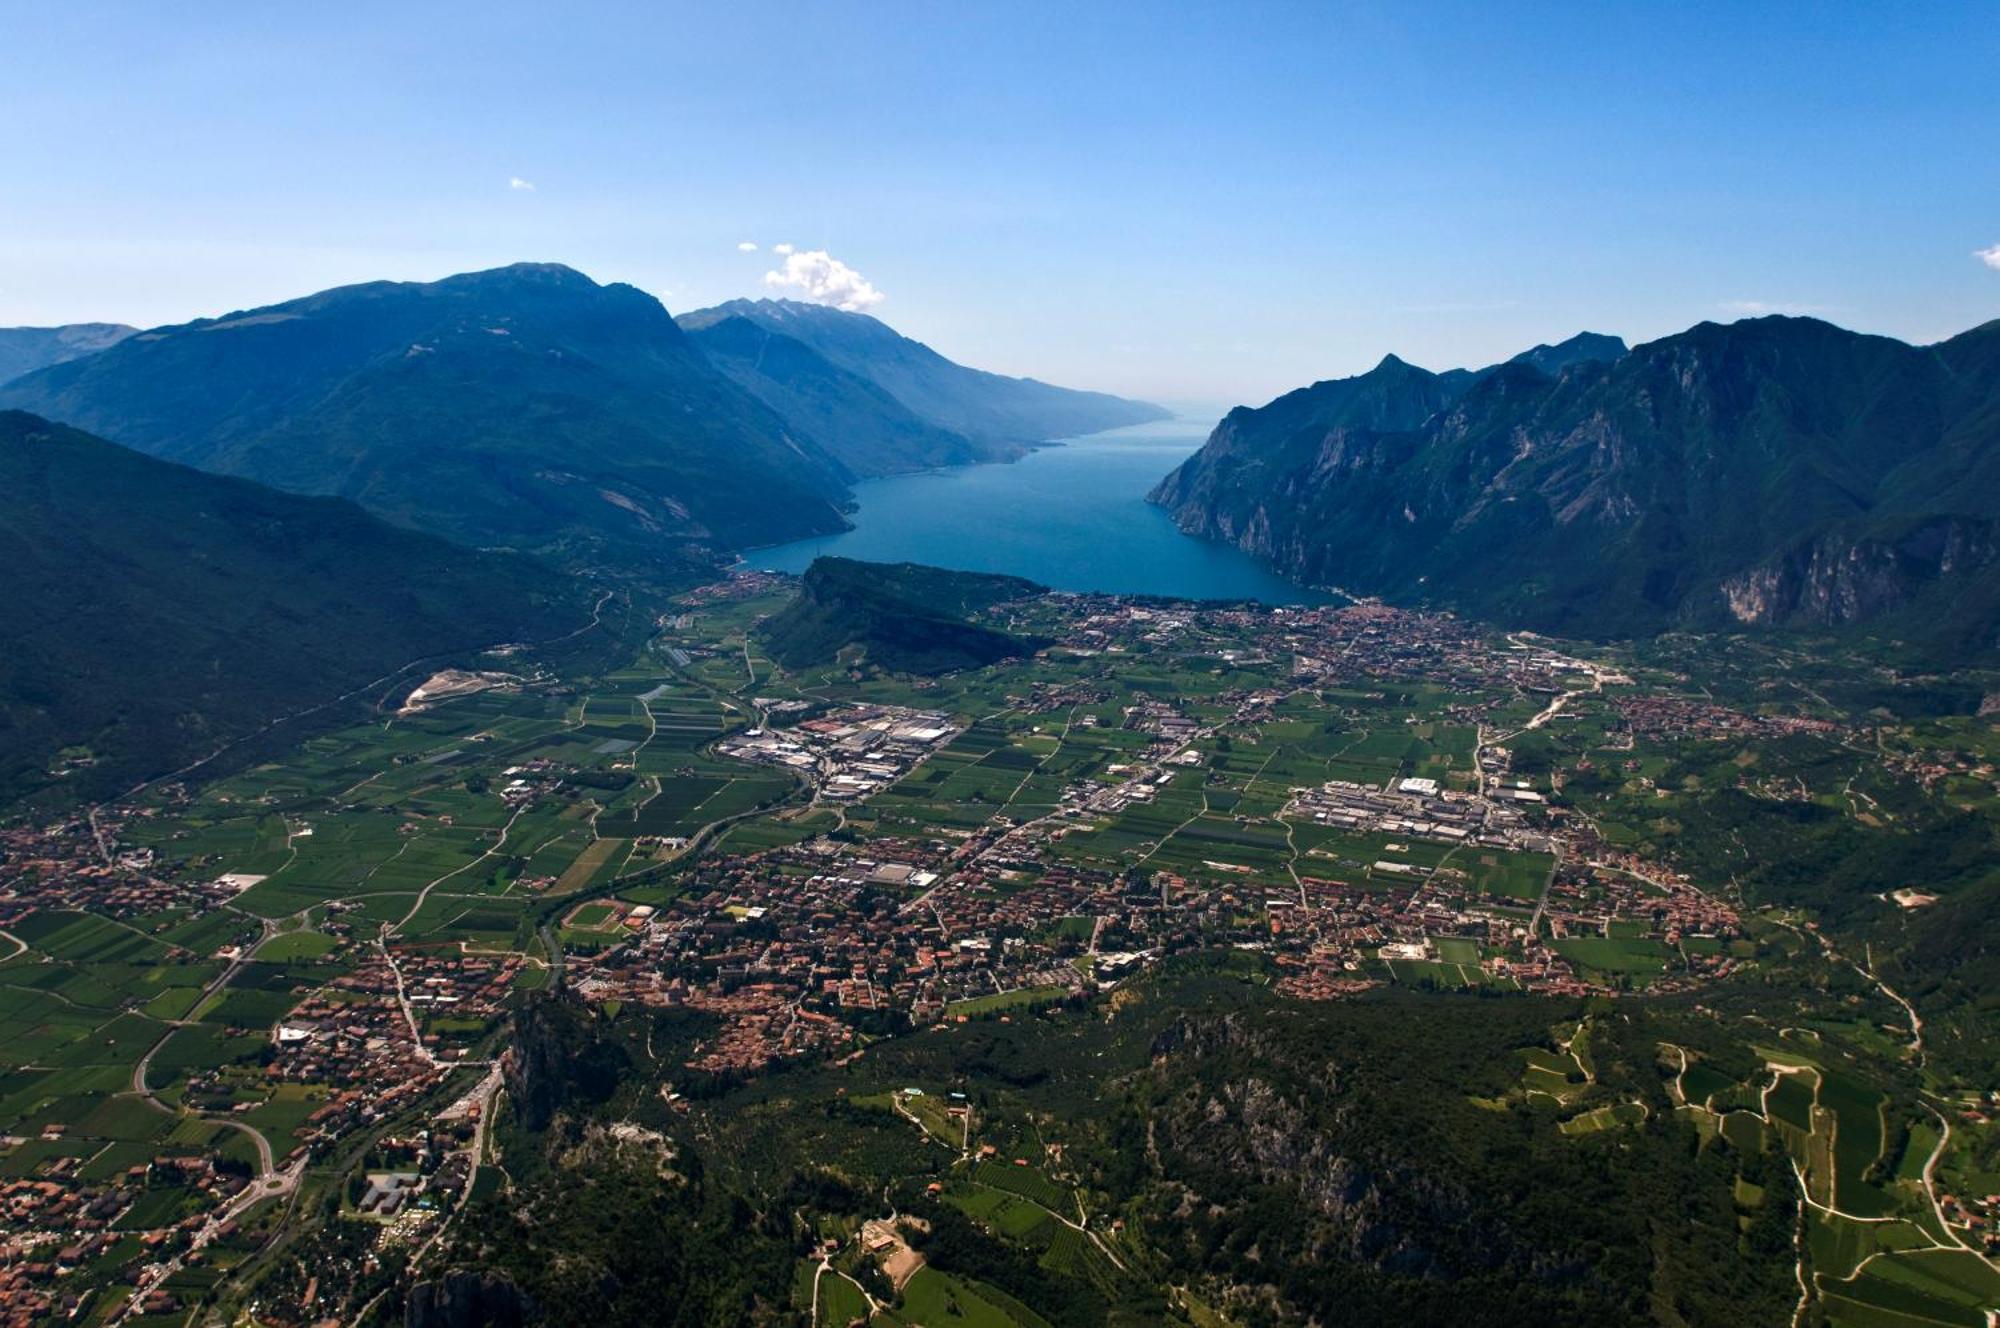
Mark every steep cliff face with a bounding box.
[405,1271,534,1328]
[1150,355,1463,527]
[506,997,630,1132]
[1153,317,2000,654]
[1131,1001,1797,1326]
[1721,517,1998,626]
[1145,1014,1517,1281]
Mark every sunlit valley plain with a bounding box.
[2,7,1998,1328]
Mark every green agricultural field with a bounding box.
[970,1160,1071,1212]
[1388,958,1497,989]
[1551,935,1674,975]
[1767,1071,1817,1135]
[1818,1068,1898,1218]
[889,1266,1051,1328]
[812,1265,868,1326]
[1456,848,1553,900]
[255,929,341,963]
[953,1184,1057,1241]
[1677,1059,1737,1108]
[1558,1101,1647,1135]
[947,986,1071,1018]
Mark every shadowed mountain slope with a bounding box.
[760,557,1047,674]
[682,314,984,476]
[0,411,595,805]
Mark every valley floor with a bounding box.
[2,572,1997,1327]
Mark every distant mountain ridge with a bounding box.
[1151,317,2000,656]
[0,411,594,806]
[0,322,135,385]
[681,314,986,476]
[679,297,1169,455]
[1502,330,1630,379]
[0,264,855,567]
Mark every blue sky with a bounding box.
[5,1,1997,404]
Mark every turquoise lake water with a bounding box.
[748,418,1334,605]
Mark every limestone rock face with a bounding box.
[1151,316,2000,658]
[405,1271,534,1328]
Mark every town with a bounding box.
[1,574,1995,1326]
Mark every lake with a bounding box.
[748,418,1334,604]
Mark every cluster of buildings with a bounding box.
[1611,696,1839,741]
[557,795,1738,1080]
[1876,741,1999,795]
[533,597,1770,1070]
[0,815,242,925]
[1284,777,1547,850]
[263,990,443,1148]
[716,704,959,801]
[0,1154,248,1325]
[1938,1094,2000,1252]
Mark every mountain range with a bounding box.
[678,311,989,476]
[0,411,596,806]
[1151,317,2000,656]
[678,297,1168,464]
[0,264,1166,806]
[0,322,135,385]
[14,263,1994,666]
[0,264,857,567]
[0,270,1163,575]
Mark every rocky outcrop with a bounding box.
[1142,1011,1597,1293]
[506,997,629,1132]
[405,1271,534,1328]
[1720,517,1997,628]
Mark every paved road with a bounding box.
[378,805,530,1059]
[127,917,280,1175]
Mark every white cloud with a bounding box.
[508,176,536,192]
[762,248,884,311]
[1977,244,2000,271]
[772,242,795,255]
[736,241,758,252]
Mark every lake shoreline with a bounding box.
[742,419,1338,606]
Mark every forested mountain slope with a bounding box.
[0,411,595,805]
